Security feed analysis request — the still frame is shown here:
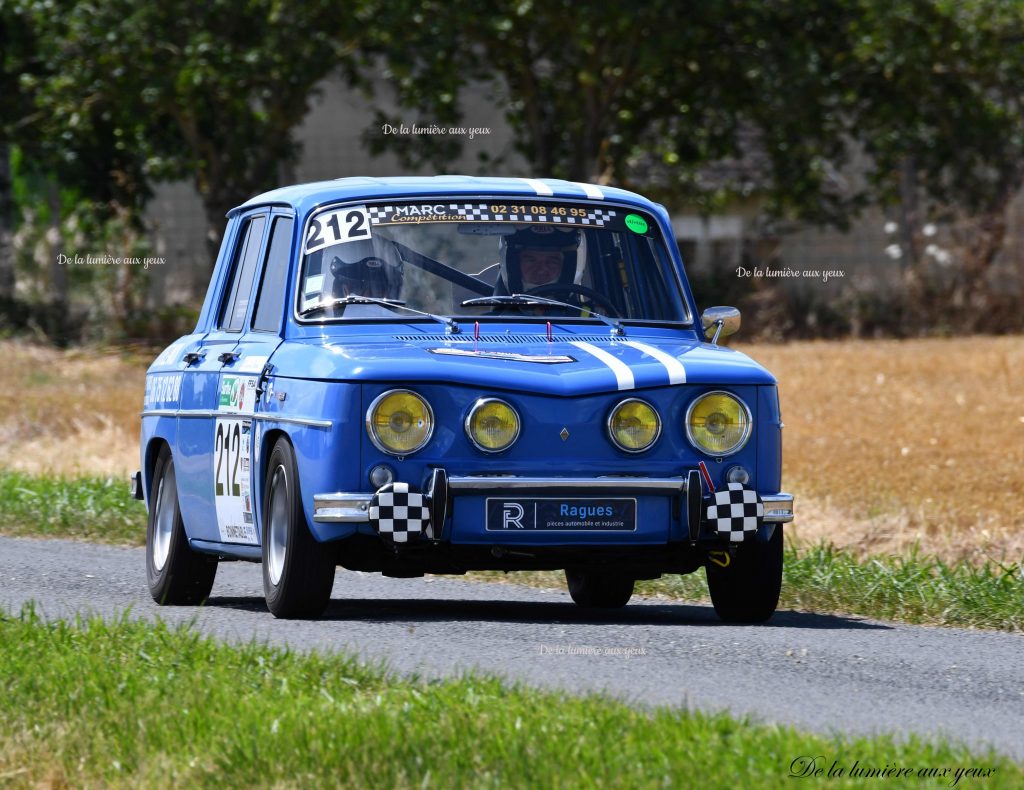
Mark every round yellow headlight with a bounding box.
[608,398,661,453]
[685,391,752,456]
[466,398,520,453]
[366,390,434,455]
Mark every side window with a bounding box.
[252,217,295,333]
[220,215,267,331]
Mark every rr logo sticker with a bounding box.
[502,503,525,529]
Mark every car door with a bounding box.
[176,210,269,544]
[211,211,295,549]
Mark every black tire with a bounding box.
[565,569,635,609]
[146,445,217,605]
[706,523,784,623]
[262,437,335,618]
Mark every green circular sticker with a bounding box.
[624,214,648,234]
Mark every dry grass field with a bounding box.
[740,336,1024,562]
[0,341,148,477]
[1,336,1021,563]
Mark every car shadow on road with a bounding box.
[205,595,889,630]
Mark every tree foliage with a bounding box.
[32,0,369,258]
[17,0,1024,241]
[4,0,160,220]
[0,0,46,300]
[5,0,1024,340]
[368,0,1024,226]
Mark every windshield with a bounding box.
[296,198,690,324]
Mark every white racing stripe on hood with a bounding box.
[521,178,554,196]
[621,341,687,384]
[569,341,634,390]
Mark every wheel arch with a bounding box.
[255,426,292,537]
[143,436,171,505]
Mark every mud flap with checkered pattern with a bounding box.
[368,482,430,544]
[706,482,764,542]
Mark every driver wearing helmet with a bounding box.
[299,238,404,318]
[328,238,404,301]
[497,226,580,294]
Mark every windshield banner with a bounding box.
[364,201,643,232]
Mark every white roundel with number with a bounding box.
[304,205,372,254]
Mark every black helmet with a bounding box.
[499,226,580,293]
[328,239,404,300]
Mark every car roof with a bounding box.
[232,175,667,220]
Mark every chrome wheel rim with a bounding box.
[152,463,176,572]
[267,466,289,586]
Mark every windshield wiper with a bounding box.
[461,294,625,336]
[300,295,460,334]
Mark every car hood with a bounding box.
[272,329,775,396]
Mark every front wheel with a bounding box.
[262,438,335,618]
[565,569,635,609]
[146,445,217,605]
[706,524,784,623]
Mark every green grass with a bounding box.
[778,544,1024,631]
[1,472,1022,631]
[0,470,146,545]
[0,606,1018,788]
[476,545,1024,632]
[642,545,1024,631]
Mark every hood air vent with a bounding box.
[393,334,627,344]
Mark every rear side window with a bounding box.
[252,217,295,333]
[220,215,267,331]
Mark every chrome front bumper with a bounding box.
[313,476,794,524]
[761,493,795,523]
[447,475,689,493]
[313,493,375,522]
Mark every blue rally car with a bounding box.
[135,176,793,620]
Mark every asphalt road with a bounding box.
[2,535,1022,761]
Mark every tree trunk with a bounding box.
[0,143,15,299]
[898,156,920,265]
[47,180,68,344]
[953,206,1012,331]
[897,156,935,334]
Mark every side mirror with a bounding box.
[701,306,741,345]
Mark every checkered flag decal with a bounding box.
[369,482,430,544]
[706,483,764,542]
[451,203,492,219]
[549,208,616,226]
[365,205,394,225]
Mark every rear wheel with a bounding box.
[262,438,335,618]
[565,569,635,609]
[146,445,217,604]
[706,524,784,623]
